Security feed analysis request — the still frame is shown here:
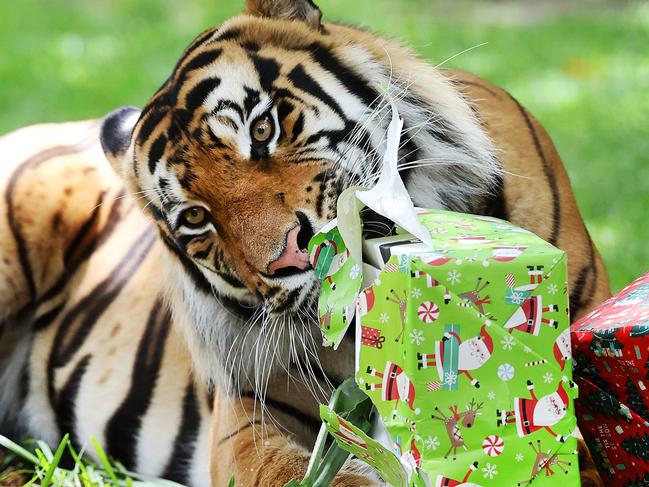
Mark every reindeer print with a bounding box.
[458,277,491,314]
[517,440,575,486]
[319,306,333,330]
[431,398,484,460]
[386,289,408,343]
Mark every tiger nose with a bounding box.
[267,225,313,276]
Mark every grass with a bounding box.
[0,434,184,486]
[0,0,647,291]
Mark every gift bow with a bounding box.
[363,334,386,349]
[336,100,433,267]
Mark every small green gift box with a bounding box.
[306,104,581,487]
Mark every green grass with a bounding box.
[0,434,185,486]
[0,0,647,291]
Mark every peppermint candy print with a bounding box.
[417,301,439,323]
[482,435,504,457]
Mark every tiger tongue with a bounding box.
[267,225,310,275]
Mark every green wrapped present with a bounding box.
[307,103,581,486]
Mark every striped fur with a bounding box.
[0,1,607,485]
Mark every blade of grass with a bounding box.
[91,436,119,485]
[66,441,90,483]
[36,440,54,461]
[41,434,69,487]
[0,435,39,464]
[123,469,189,486]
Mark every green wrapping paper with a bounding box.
[312,211,581,486]
[307,104,581,486]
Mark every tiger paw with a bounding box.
[332,459,384,487]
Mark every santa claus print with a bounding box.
[452,235,495,246]
[395,437,422,470]
[482,245,527,266]
[497,378,576,442]
[365,362,420,415]
[504,294,559,336]
[411,269,452,304]
[417,324,494,389]
[357,287,376,317]
[553,328,572,371]
[435,461,482,487]
[309,232,350,290]
[415,250,455,267]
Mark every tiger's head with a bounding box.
[101,0,500,390]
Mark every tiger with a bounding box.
[0,0,609,486]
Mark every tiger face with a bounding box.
[101,0,499,384]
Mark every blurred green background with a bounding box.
[0,0,647,292]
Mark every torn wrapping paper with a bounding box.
[307,103,581,486]
[571,272,649,486]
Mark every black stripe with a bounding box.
[288,64,345,118]
[240,391,321,433]
[148,134,168,174]
[105,299,172,469]
[193,242,214,261]
[290,361,343,391]
[307,42,378,108]
[63,192,104,265]
[243,87,261,117]
[162,381,201,484]
[175,49,223,86]
[172,27,219,77]
[291,112,305,143]
[272,288,301,314]
[584,235,599,308]
[212,99,245,124]
[277,99,294,123]
[32,303,66,332]
[569,265,590,318]
[250,54,280,94]
[212,28,241,43]
[569,234,598,321]
[5,134,97,302]
[47,229,156,409]
[216,419,265,445]
[510,95,561,245]
[18,337,33,408]
[449,77,503,99]
[215,269,246,289]
[137,107,167,145]
[480,174,508,220]
[160,232,213,295]
[38,191,128,306]
[55,354,91,450]
[185,77,221,112]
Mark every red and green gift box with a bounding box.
[571,272,649,486]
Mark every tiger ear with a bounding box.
[100,106,141,188]
[246,0,322,30]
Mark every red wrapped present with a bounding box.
[360,325,385,349]
[571,272,649,486]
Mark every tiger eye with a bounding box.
[181,207,206,227]
[252,116,273,143]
